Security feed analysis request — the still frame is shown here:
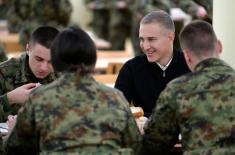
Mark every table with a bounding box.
[95,50,133,73]
[0,33,23,52]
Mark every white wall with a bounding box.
[69,0,92,30]
[213,0,235,68]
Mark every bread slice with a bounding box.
[130,106,144,118]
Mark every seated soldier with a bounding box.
[0,26,59,121]
[4,26,142,155]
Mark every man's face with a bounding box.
[139,23,174,64]
[27,43,53,79]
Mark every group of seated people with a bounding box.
[0,10,234,155]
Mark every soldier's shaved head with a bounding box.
[180,20,218,57]
[29,26,59,49]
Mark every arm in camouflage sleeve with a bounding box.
[123,112,142,155]
[145,0,172,13]
[4,97,38,155]
[176,0,200,18]
[142,86,179,155]
[0,71,11,122]
[116,91,142,155]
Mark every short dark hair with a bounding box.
[180,20,217,56]
[51,26,97,74]
[140,10,175,32]
[29,26,59,48]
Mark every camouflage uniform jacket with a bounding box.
[7,0,72,46]
[0,53,57,121]
[143,58,235,155]
[5,73,142,155]
[0,43,7,63]
[176,0,213,20]
[7,0,72,33]
[130,0,171,17]
[0,2,9,20]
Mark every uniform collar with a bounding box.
[58,72,93,85]
[194,58,231,72]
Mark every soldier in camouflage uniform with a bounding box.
[7,0,72,48]
[0,0,9,19]
[142,20,235,154]
[0,0,9,62]
[4,26,142,155]
[108,0,132,50]
[86,0,132,50]
[0,26,58,122]
[176,0,213,23]
[85,0,110,42]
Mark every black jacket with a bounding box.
[115,50,190,117]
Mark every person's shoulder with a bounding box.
[128,54,146,62]
[29,80,59,101]
[94,82,127,101]
[167,72,195,88]
[95,82,122,95]
[95,83,131,110]
[123,54,148,67]
[0,57,19,67]
[0,56,21,75]
[165,70,209,99]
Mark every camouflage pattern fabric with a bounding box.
[84,0,110,41]
[4,73,142,155]
[0,53,57,122]
[143,58,235,155]
[7,0,72,46]
[0,43,7,63]
[176,0,213,22]
[0,2,9,19]
[86,0,132,50]
[146,0,171,13]
[108,0,132,50]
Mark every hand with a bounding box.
[7,115,17,135]
[2,115,17,139]
[7,83,39,105]
[196,6,208,19]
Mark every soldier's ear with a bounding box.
[183,49,193,71]
[216,40,222,57]
[26,44,30,55]
[183,50,190,64]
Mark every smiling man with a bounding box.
[0,26,59,121]
[115,11,190,117]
